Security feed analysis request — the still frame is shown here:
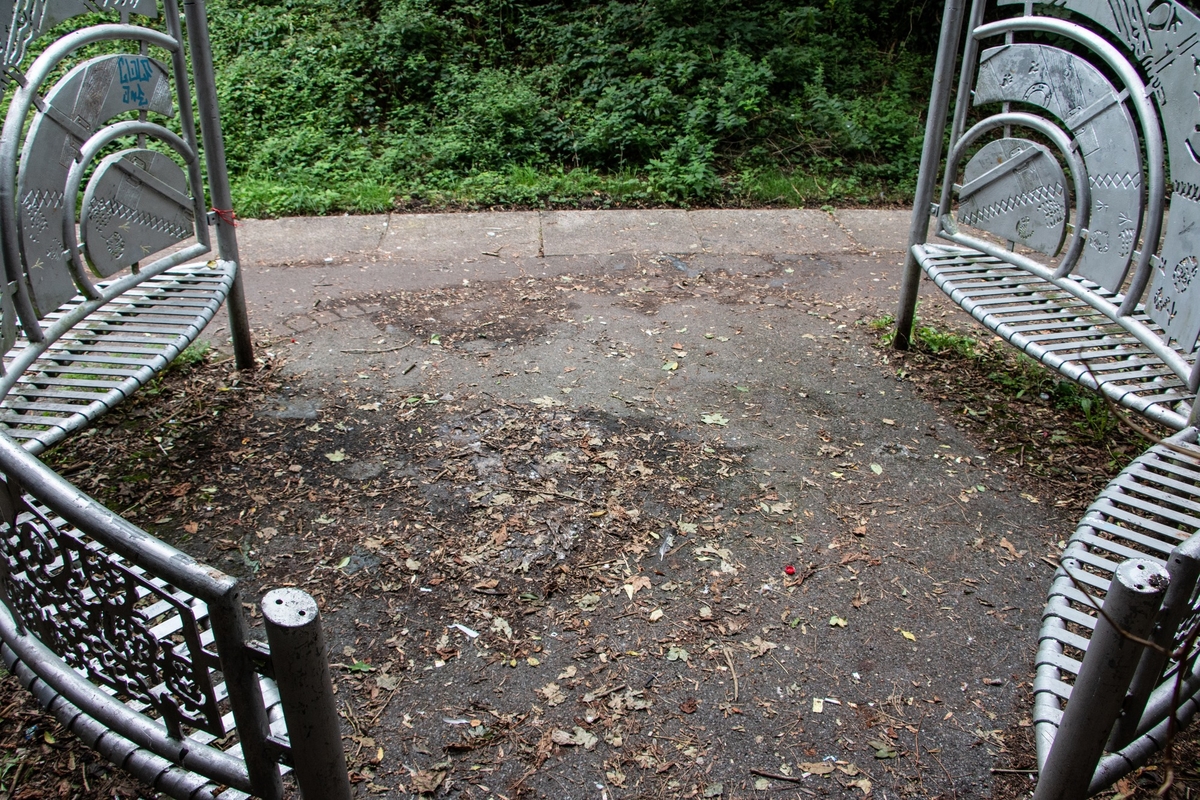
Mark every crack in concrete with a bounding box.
[685,209,708,253]
[828,209,870,254]
[376,212,394,252]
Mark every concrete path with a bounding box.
[208,208,914,342]
[188,205,1064,798]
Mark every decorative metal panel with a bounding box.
[81,149,193,278]
[0,0,158,83]
[958,137,1068,256]
[975,43,1142,291]
[0,471,224,738]
[1005,0,1200,349]
[16,53,174,316]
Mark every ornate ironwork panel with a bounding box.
[0,471,224,738]
[16,53,175,316]
[974,43,1143,291]
[0,0,159,85]
[958,137,1068,256]
[81,148,193,277]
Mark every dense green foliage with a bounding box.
[205,0,940,216]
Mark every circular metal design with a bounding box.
[958,137,1069,256]
[974,42,1143,291]
[80,148,193,277]
[15,53,174,314]
[1173,256,1198,294]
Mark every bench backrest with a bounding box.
[0,0,240,390]
[910,0,1200,390]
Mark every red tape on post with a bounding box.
[211,207,239,227]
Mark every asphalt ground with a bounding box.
[141,207,1084,798]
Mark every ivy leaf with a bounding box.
[701,413,729,426]
[869,739,897,759]
[325,449,346,462]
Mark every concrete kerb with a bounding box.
[215,208,911,343]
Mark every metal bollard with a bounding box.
[1109,535,1200,749]
[261,588,352,800]
[1033,559,1169,800]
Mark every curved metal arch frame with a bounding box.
[968,16,1167,315]
[939,111,1091,274]
[62,121,208,300]
[0,608,255,793]
[0,23,201,343]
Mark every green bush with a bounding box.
[204,0,940,215]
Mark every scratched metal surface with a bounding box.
[974,43,1143,292]
[17,53,176,315]
[957,137,1069,257]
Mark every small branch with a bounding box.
[369,679,405,726]
[749,768,804,784]
[341,339,415,355]
[724,646,739,702]
[510,486,595,505]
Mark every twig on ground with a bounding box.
[749,768,804,784]
[341,339,415,355]
[369,680,405,727]
[509,486,595,505]
[723,646,739,702]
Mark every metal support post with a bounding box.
[894,0,967,350]
[183,0,255,370]
[1033,559,1169,800]
[1109,536,1200,749]
[261,588,352,800]
[206,587,285,800]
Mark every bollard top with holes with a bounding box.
[262,588,320,630]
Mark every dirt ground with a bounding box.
[4,252,1199,799]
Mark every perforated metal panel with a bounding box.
[958,138,1069,256]
[974,43,1142,290]
[17,54,176,315]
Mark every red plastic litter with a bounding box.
[784,564,796,576]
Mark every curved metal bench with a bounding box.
[0,432,350,799]
[0,0,255,454]
[1034,431,1200,797]
[0,1,352,797]
[896,1,1200,796]
[897,0,1200,432]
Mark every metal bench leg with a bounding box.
[263,589,352,800]
[895,0,967,350]
[184,0,255,371]
[1034,560,1169,800]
